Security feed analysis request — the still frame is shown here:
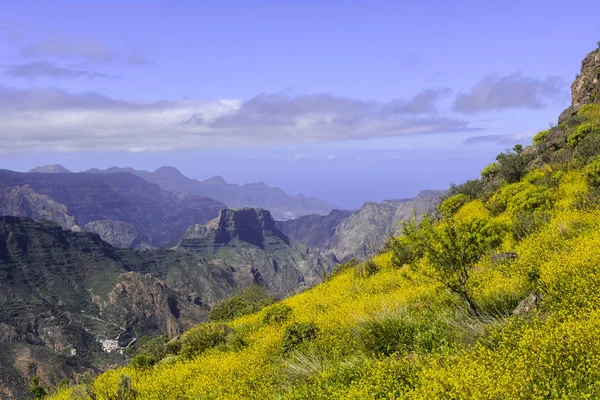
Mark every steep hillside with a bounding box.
[0,183,81,231]
[0,170,225,248]
[0,211,334,398]
[277,191,439,261]
[85,166,335,220]
[49,46,600,400]
[0,217,212,399]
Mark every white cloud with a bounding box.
[0,87,474,152]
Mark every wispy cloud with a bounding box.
[453,73,565,113]
[3,61,120,80]
[0,87,475,152]
[463,131,535,145]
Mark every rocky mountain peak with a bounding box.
[559,47,600,123]
[217,207,276,234]
[203,175,228,184]
[28,164,71,174]
[154,166,185,178]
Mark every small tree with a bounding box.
[495,144,534,183]
[403,215,504,318]
[29,376,46,400]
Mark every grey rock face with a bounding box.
[277,191,439,261]
[177,208,337,298]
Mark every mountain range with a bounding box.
[276,190,440,261]
[0,208,335,398]
[83,166,334,221]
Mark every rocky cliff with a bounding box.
[277,191,440,261]
[559,47,600,123]
[177,208,337,298]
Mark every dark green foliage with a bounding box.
[446,179,485,200]
[29,375,46,400]
[438,194,470,218]
[402,215,505,317]
[130,353,156,370]
[180,323,231,359]
[568,123,600,147]
[326,259,359,281]
[495,144,535,183]
[513,211,552,240]
[115,375,136,400]
[387,237,418,269]
[209,285,275,322]
[354,260,380,278]
[574,128,600,162]
[283,322,319,353]
[261,303,293,325]
[356,309,450,357]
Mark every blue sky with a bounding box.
[0,0,597,208]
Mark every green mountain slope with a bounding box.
[48,45,600,400]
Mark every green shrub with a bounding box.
[115,374,137,400]
[480,163,498,179]
[209,285,275,321]
[354,260,380,278]
[283,322,319,353]
[438,194,470,218]
[533,129,550,145]
[130,353,156,370]
[356,308,450,357]
[180,323,231,359]
[567,123,600,147]
[326,258,359,281]
[495,144,535,183]
[584,157,600,187]
[387,236,418,268]
[261,303,293,325]
[447,179,485,199]
[29,376,46,400]
[512,211,552,240]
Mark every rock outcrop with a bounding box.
[559,48,600,123]
[177,208,337,297]
[0,184,81,231]
[28,164,72,174]
[277,190,439,261]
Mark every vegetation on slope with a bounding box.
[48,62,600,399]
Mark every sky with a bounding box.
[0,0,597,209]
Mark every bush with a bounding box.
[261,303,293,325]
[356,308,450,357]
[568,123,600,147]
[533,129,550,145]
[387,236,418,268]
[283,322,319,353]
[130,353,156,370]
[480,163,498,179]
[180,323,231,359]
[495,144,535,183]
[512,211,551,240]
[326,258,359,281]
[209,285,275,321]
[447,179,485,199]
[438,194,470,218]
[584,157,600,187]
[354,260,380,279]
